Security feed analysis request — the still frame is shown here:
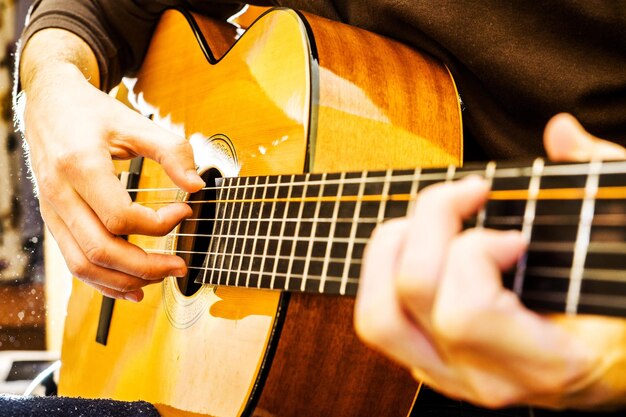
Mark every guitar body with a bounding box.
[59,8,461,417]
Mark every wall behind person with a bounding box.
[0,0,45,351]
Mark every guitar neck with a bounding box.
[192,158,626,318]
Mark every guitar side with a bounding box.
[58,8,461,417]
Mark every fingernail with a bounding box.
[125,293,140,303]
[171,268,187,277]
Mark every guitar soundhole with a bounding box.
[176,168,221,296]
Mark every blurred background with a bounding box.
[0,0,60,396]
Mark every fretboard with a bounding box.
[191,159,626,318]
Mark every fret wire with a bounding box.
[199,181,218,285]
[229,177,249,287]
[126,160,626,195]
[285,175,309,290]
[208,184,229,285]
[151,240,626,258]
[222,177,240,286]
[257,178,280,289]
[476,162,496,228]
[445,165,456,183]
[219,177,240,286]
[566,161,602,314]
[320,172,346,293]
[406,168,421,214]
[270,175,295,290]
[140,183,626,207]
[302,173,327,292]
[234,176,258,286]
[376,170,392,225]
[341,171,368,295]
[180,211,626,227]
[246,176,270,287]
[514,158,544,295]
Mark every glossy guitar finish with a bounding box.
[58,8,461,417]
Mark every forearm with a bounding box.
[20,28,99,93]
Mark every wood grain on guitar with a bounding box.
[58,8,461,417]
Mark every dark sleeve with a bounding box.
[21,0,247,91]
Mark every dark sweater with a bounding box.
[21,0,626,161]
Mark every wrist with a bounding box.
[19,28,100,92]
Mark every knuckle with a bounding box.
[135,267,155,281]
[67,258,91,280]
[53,149,83,173]
[104,213,129,235]
[120,280,143,293]
[84,243,111,267]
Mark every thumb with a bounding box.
[544,113,626,162]
[115,111,206,193]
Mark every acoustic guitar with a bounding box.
[57,7,626,417]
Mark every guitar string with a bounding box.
[122,159,626,194]
[133,185,626,207]
[182,264,626,287]
[147,242,626,261]
[175,212,626,227]
[170,260,626,312]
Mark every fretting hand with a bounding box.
[354,113,626,409]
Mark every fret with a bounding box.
[246,176,270,288]
[257,177,280,289]
[406,168,421,214]
[566,161,602,315]
[476,162,496,228]
[513,158,544,295]
[301,173,326,292]
[218,178,240,286]
[341,171,367,295]
[215,179,231,286]
[270,175,294,290]
[376,169,392,224]
[320,172,346,293]
[207,179,229,285]
[385,169,414,219]
[234,176,257,287]
[285,176,308,290]
[200,178,223,285]
[224,177,245,286]
[445,165,456,183]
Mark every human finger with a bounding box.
[355,218,446,374]
[109,109,205,193]
[432,229,528,349]
[44,185,187,280]
[544,113,626,162]
[40,201,151,300]
[430,229,596,407]
[60,151,193,237]
[395,176,489,321]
